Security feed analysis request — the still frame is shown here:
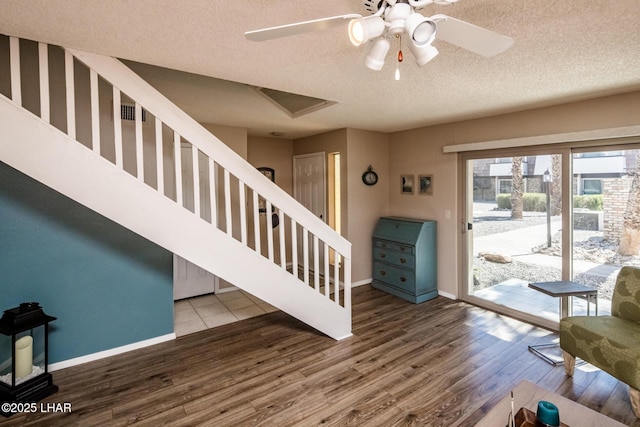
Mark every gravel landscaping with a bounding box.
[472,207,640,301]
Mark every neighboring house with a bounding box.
[473,151,639,202]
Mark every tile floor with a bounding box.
[174,290,279,337]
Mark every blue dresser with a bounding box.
[372,217,437,303]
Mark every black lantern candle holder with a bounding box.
[0,302,58,417]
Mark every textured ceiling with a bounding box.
[1,0,640,139]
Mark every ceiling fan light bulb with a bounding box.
[348,20,364,46]
[365,38,390,71]
[413,21,436,45]
[348,16,385,46]
[405,13,436,46]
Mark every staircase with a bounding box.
[0,35,352,340]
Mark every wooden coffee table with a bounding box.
[475,380,625,426]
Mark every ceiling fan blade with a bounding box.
[432,14,514,57]
[245,14,361,42]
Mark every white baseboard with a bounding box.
[438,290,457,300]
[48,333,176,372]
[334,332,354,341]
[352,279,372,288]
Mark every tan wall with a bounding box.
[203,124,248,157]
[388,90,640,298]
[247,136,294,196]
[345,129,390,284]
[247,135,294,262]
[388,126,458,298]
[452,91,640,145]
[202,122,247,239]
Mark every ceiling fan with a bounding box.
[245,0,513,74]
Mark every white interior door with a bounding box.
[294,152,326,222]
[173,255,216,300]
[294,153,327,274]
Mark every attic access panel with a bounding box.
[254,87,336,119]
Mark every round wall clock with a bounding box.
[362,165,378,186]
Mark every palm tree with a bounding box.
[511,157,523,220]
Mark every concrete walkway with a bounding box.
[472,205,618,320]
[473,218,620,278]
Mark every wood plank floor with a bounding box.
[2,285,639,426]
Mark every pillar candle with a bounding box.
[15,335,33,378]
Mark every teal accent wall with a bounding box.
[0,162,174,363]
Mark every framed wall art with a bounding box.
[418,175,433,195]
[257,167,275,183]
[401,175,414,194]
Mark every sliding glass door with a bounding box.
[464,144,640,326]
[571,148,640,317]
[465,153,564,323]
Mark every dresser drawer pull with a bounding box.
[380,270,386,276]
[400,258,406,264]
[400,277,407,282]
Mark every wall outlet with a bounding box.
[445,210,451,219]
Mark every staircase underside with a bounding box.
[0,95,352,340]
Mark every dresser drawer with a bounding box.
[373,247,415,269]
[373,261,416,293]
[373,218,424,245]
[373,239,414,255]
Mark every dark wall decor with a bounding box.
[401,175,414,194]
[257,167,275,213]
[418,175,433,195]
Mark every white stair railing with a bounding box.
[0,34,351,339]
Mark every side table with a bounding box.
[528,281,598,365]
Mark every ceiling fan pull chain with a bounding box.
[395,34,402,80]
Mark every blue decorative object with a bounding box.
[536,400,560,427]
